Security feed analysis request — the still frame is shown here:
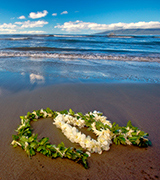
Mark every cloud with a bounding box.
[0,29,16,32]
[0,23,17,29]
[61,11,68,15]
[0,23,17,33]
[52,13,57,16]
[15,20,48,28]
[0,20,47,34]
[18,31,46,34]
[54,20,160,32]
[29,10,48,19]
[18,15,26,19]
[0,30,46,34]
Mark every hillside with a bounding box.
[98,28,160,35]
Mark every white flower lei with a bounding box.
[53,111,112,155]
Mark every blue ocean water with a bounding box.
[0,34,160,91]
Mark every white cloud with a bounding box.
[18,31,46,34]
[0,29,16,32]
[0,23,17,29]
[54,20,160,32]
[29,10,48,19]
[0,30,46,34]
[0,29,17,34]
[52,13,57,16]
[61,11,68,15]
[14,22,23,25]
[0,23,17,33]
[15,20,48,28]
[18,15,26,19]
[0,20,47,34]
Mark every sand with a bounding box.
[0,83,160,180]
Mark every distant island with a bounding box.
[97,28,160,35]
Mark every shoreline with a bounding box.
[0,83,160,179]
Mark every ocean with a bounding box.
[0,34,160,92]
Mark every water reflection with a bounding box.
[30,73,45,84]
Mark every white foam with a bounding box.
[10,37,29,40]
[0,51,159,62]
[54,35,84,38]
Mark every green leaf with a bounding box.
[127,120,132,128]
[13,143,18,148]
[60,110,68,114]
[20,136,29,142]
[46,107,53,114]
[69,109,75,116]
[30,148,36,156]
[28,136,35,143]
[39,137,49,145]
[37,146,45,152]
[30,142,37,149]
[12,135,19,141]
[52,153,58,158]
[77,112,83,117]
[148,140,152,146]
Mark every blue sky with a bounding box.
[0,0,160,34]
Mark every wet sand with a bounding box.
[0,83,160,180]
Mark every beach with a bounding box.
[0,83,160,180]
[1,0,160,178]
[0,34,160,179]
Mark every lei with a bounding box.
[11,108,151,169]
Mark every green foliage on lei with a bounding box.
[11,108,151,169]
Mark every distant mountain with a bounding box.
[97,28,160,35]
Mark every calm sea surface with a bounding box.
[0,34,160,92]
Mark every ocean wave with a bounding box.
[46,39,104,43]
[53,35,85,38]
[6,46,160,54]
[44,38,160,46]
[35,35,52,37]
[0,37,30,40]
[107,35,134,38]
[52,34,160,39]
[30,34,96,38]
[0,51,159,62]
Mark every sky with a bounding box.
[0,0,160,34]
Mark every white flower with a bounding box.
[40,109,48,118]
[86,151,91,157]
[126,127,130,130]
[11,140,21,147]
[47,113,52,117]
[25,142,29,151]
[32,111,39,119]
[17,124,25,131]
[43,111,48,117]
[136,130,141,135]
[93,110,102,114]
[40,109,44,113]
[53,111,112,154]
[126,129,134,137]
[125,138,132,145]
